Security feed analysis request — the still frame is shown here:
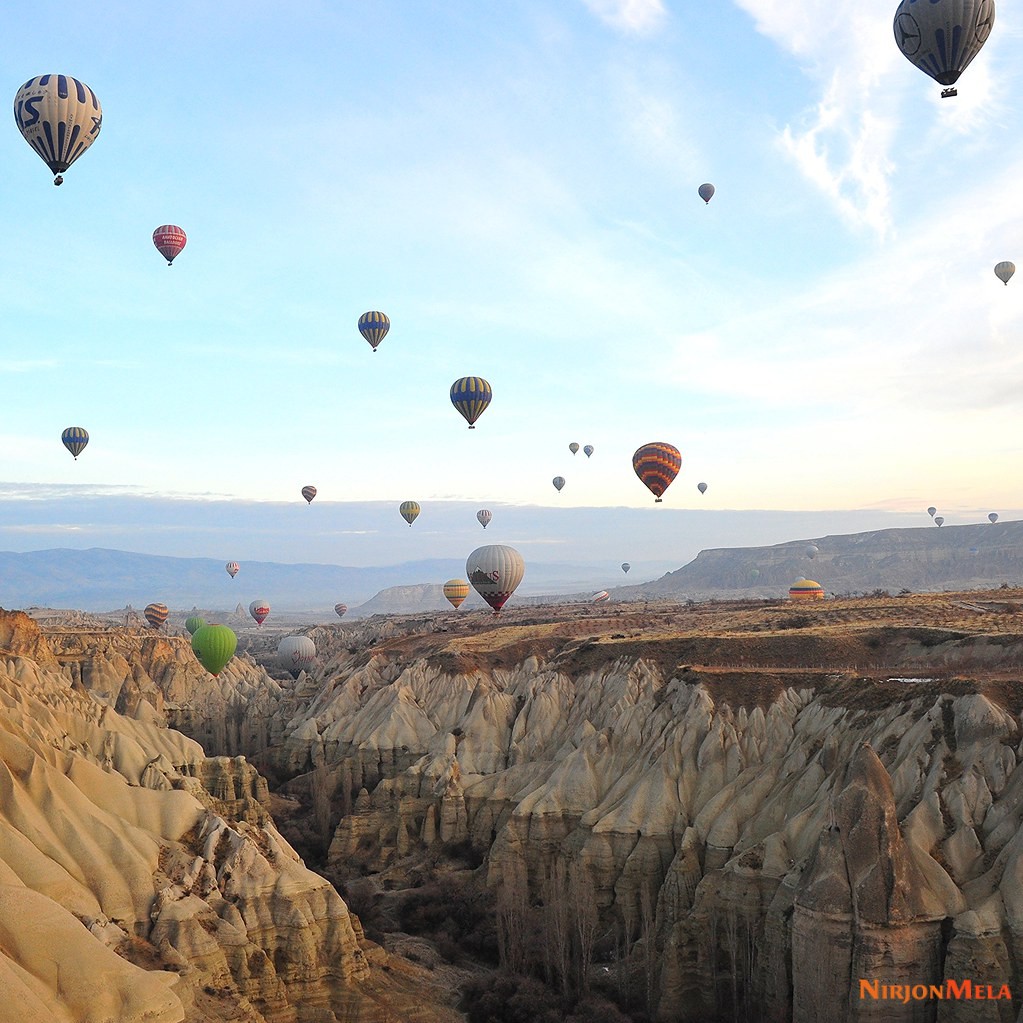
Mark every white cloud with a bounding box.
[580,0,667,35]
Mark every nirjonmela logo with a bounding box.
[860,979,1011,1003]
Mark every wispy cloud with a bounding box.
[580,0,667,35]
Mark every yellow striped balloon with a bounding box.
[61,426,89,459]
[443,578,471,608]
[400,500,421,526]
[450,376,492,428]
[788,579,825,600]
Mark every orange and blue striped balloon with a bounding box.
[632,442,681,502]
[450,377,492,428]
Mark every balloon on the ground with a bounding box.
[569,442,580,455]
[477,509,492,529]
[583,445,594,458]
[443,578,471,608]
[989,512,999,523]
[358,311,390,351]
[144,602,168,628]
[191,624,237,676]
[697,482,708,494]
[893,0,995,97]
[249,600,270,625]
[400,500,420,526]
[552,476,565,492]
[621,562,631,573]
[334,603,348,618]
[278,635,316,675]
[14,75,102,185]
[61,426,88,459]
[184,615,205,635]
[632,442,681,502]
[927,507,937,517]
[225,561,240,578]
[301,485,317,504]
[789,579,825,600]
[466,545,525,612]
[995,261,1015,285]
[450,377,492,428]
[153,225,186,265]
[592,591,610,603]
[934,516,945,526]
[698,183,715,203]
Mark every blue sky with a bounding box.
[1,0,1021,569]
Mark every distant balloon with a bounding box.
[225,561,240,578]
[477,509,492,529]
[698,183,715,203]
[358,311,390,352]
[632,442,681,502]
[995,261,1015,285]
[697,481,708,495]
[927,507,937,518]
[893,0,995,98]
[334,603,348,618]
[191,624,237,677]
[144,602,169,629]
[153,225,186,266]
[789,579,824,601]
[621,562,631,574]
[805,544,819,560]
[400,500,420,526]
[466,544,525,612]
[934,516,945,527]
[184,615,206,635]
[301,485,317,504]
[583,445,594,458]
[61,426,88,459]
[592,591,610,603]
[569,442,580,455]
[552,476,566,492]
[450,377,492,428]
[14,75,102,185]
[443,578,471,608]
[249,599,270,626]
[989,512,999,523]
[278,635,316,676]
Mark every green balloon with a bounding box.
[191,624,237,676]
[185,615,206,635]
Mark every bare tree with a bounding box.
[570,863,599,995]
[641,881,658,1016]
[542,858,572,996]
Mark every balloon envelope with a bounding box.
[249,600,270,625]
[443,578,471,608]
[358,311,390,351]
[934,516,945,526]
[61,426,88,459]
[927,507,937,517]
[789,579,825,600]
[569,442,580,455]
[144,602,168,628]
[989,513,999,523]
[552,476,565,492]
[805,544,819,559]
[621,562,631,573]
[14,75,102,183]
[450,377,492,428]
[592,591,610,603]
[893,0,995,93]
[477,509,492,529]
[697,482,708,494]
[184,615,206,635]
[995,261,1015,285]
[583,445,594,458]
[466,545,525,612]
[334,603,348,618]
[698,183,715,203]
[632,442,681,502]
[191,624,237,676]
[278,635,316,675]
[225,561,240,578]
[153,225,186,265]
[400,500,420,526]
[301,485,317,504]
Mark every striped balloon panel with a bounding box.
[399,501,420,525]
[358,311,390,348]
[301,486,317,503]
[144,602,169,627]
[185,616,206,635]
[893,0,994,86]
[592,591,609,602]
[334,603,348,617]
[450,377,492,427]
[153,225,187,263]
[191,624,238,676]
[789,580,825,600]
[443,578,471,608]
[477,509,492,528]
[13,75,102,174]
[61,426,89,457]
[632,442,681,500]
[226,561,240,577]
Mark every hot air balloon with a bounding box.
[805,544,819,560]
[621,562,631,574]
[184,615,206,635]
[191,624,237,676]
[552,476,566,492]
[153,225,186,266]
[989,512,999,523]
[226,561,240,578]
[443,578,471,608]
[893,0,995,98]
[450,377,492,428]
[995,262,1015,285]
[698,183,715,203]
[632,442,681,502]
[583,445,594,458]
[358,311,390,352]
[697,482,708,495]
[466,545,525,612]
[61,426,88,459]
[334,603,348,618]
[789,579,825,601]
[249,599,270,626]
[477,509,492,529]
[592,591,610,603]
[927,507,937,518]
[934,516,945,526]
[301,485,317,504]
[278,635,316,676]
[400,500,420,526]
[14,75,102,185]
[569,442,580,455]
[144,602,169,628]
